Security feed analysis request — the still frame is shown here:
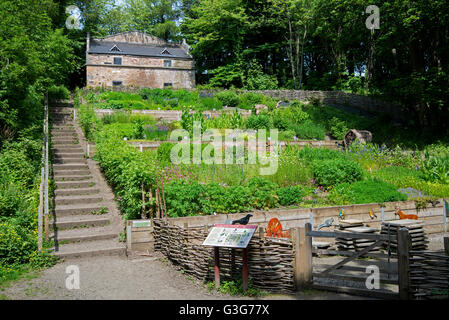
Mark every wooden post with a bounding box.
[292,223,313,291]
[184,222,188,244]
[126,220,132,254]
[397,227,411,300]
[214,247,220,289]
[155,187,160,218]
[444,237,449,256]
[141,182,146,219]
[44,215,49,242]
[149,185,153,219]
[443,200,447,233]
[242,248,249,292]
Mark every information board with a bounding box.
[202,224,258,248]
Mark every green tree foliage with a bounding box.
[0,0,75,134]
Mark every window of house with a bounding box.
[163,60,172,67]
[163,83,173,88]
[112,81,123,86]
[113,57,122,65]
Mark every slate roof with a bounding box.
[88,40,191,59]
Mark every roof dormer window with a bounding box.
[161,48,172,55]
[110,44,121,52]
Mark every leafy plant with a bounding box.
[215,90,240,108]
[329,179,407,205]
[421,155,449,184]
[311,159,365,189]
[277,186,303,206]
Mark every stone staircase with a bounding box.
[50,104,126,259]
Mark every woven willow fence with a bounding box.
[410,250,449,299]
[153,219,296,293]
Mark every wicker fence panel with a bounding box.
[153,219,296,293]
[410,250,449,299]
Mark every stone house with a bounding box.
[85,31,195,89]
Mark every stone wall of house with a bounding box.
[86,54,195,89]
[87,54,193,69]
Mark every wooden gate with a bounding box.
[291,223,413,299]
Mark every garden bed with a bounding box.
[75,88,449,223]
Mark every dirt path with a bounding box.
[1,253,372,300]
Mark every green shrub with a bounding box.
[328,117,348,140]
[0,222,36,265]
[131,119,145,139]
[245,115,272,130]
[215,90,240,108]
[157,143,174,163]
[277,186,303,206]
[421,156,449,184]
[311,159,365,189]
[329,179,408,205]
[297,146,347,162]
[78,104,97,141]
[48,85,70,101]
[292,120,326,140]
[238,92,264,109]
[246,177,279,209]
[164,180,210,217]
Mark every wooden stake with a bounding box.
[214,247,220,289]
[444,237,449,256]
[149,185,153,219]
[141,182,146,219]
[242,248,249,292]
[155,185,160,219]
[44,215,49,242]
[397,228,411,300]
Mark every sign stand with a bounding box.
[214,247,220,289]
[203,224,258,292]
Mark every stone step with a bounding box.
[53,153,84,159]
[50,215,111,230]
[54,169,91,176]
[54,195,103,206]
[53,158,87,164]
[52,148,83,154]
[52,129,76,134]
[53,164,89,171]
[53,149,84,154]
[53,121,74,126]
[55,180,95,189]
[53,139,78,145]
[55,187,100,197]
[54,175,92,182]
[52,126,74,131]
[51,239,126,259]
[50,226,118,244]
[51,107,73,113]
[51,132,77,137]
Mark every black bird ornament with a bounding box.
[232,214,253,225]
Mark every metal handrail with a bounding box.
[38,93,49,251]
